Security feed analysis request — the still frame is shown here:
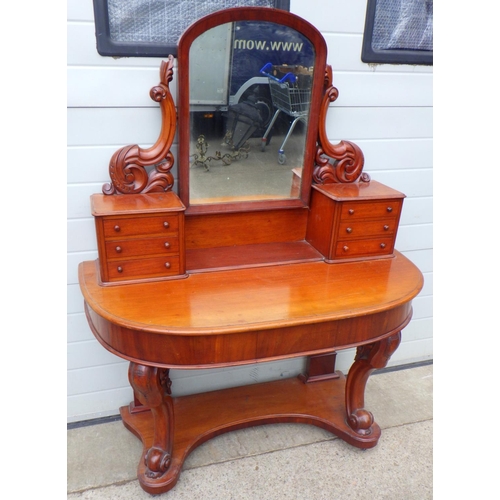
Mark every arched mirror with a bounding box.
[177,8,327,214]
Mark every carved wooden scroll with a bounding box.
[313,65,370,184]
[345,332,401,436]
[103,56,177,195]
[128,363,174,479]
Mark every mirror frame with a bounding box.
[177,7,327,215]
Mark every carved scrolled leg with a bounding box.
[345,332,401,436]
[128,363,174,479]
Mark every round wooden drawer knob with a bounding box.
[165,262,171,269]
[348,209,354,215]
[114,225,120,232]
[343,246,349,252]
[346,227,352,234]
[163,221,170,228]
[383,225,389,231]
[380,243,386,249]
[164,242,170,249]
[115,246,122,253]
[117,266,123,273]
[386,207,393,213]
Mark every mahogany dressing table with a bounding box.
[79,8,423,494]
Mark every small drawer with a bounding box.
[102,215,179,239]
[335,237,394,259]
[340,200,402,220]
[107,256,181,281]
[105,237,179,260]
[338,220,396,240]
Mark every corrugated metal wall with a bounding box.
[67,0,432,423]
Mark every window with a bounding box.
[93,0,290,57]
[361,0,433,65]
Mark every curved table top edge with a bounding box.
[78,251,424,337]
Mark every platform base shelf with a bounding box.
[121,374,381,495]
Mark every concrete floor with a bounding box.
[67,363,432,499]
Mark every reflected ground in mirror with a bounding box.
[188,20,314,205]
[189,125,306,204]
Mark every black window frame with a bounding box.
[361,0,433,66]
[92,0,291,58]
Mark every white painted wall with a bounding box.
[67,0,433,423]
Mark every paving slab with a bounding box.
[68,420,432,499]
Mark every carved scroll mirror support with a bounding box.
[102,56,177,196]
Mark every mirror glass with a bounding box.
[188,20,315,205]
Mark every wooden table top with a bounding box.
[79,251,423,337]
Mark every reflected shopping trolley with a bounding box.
[259,62,312,164]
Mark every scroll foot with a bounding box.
[144,446,172,479]
[128,363,174,479]
[345,332,401,436]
